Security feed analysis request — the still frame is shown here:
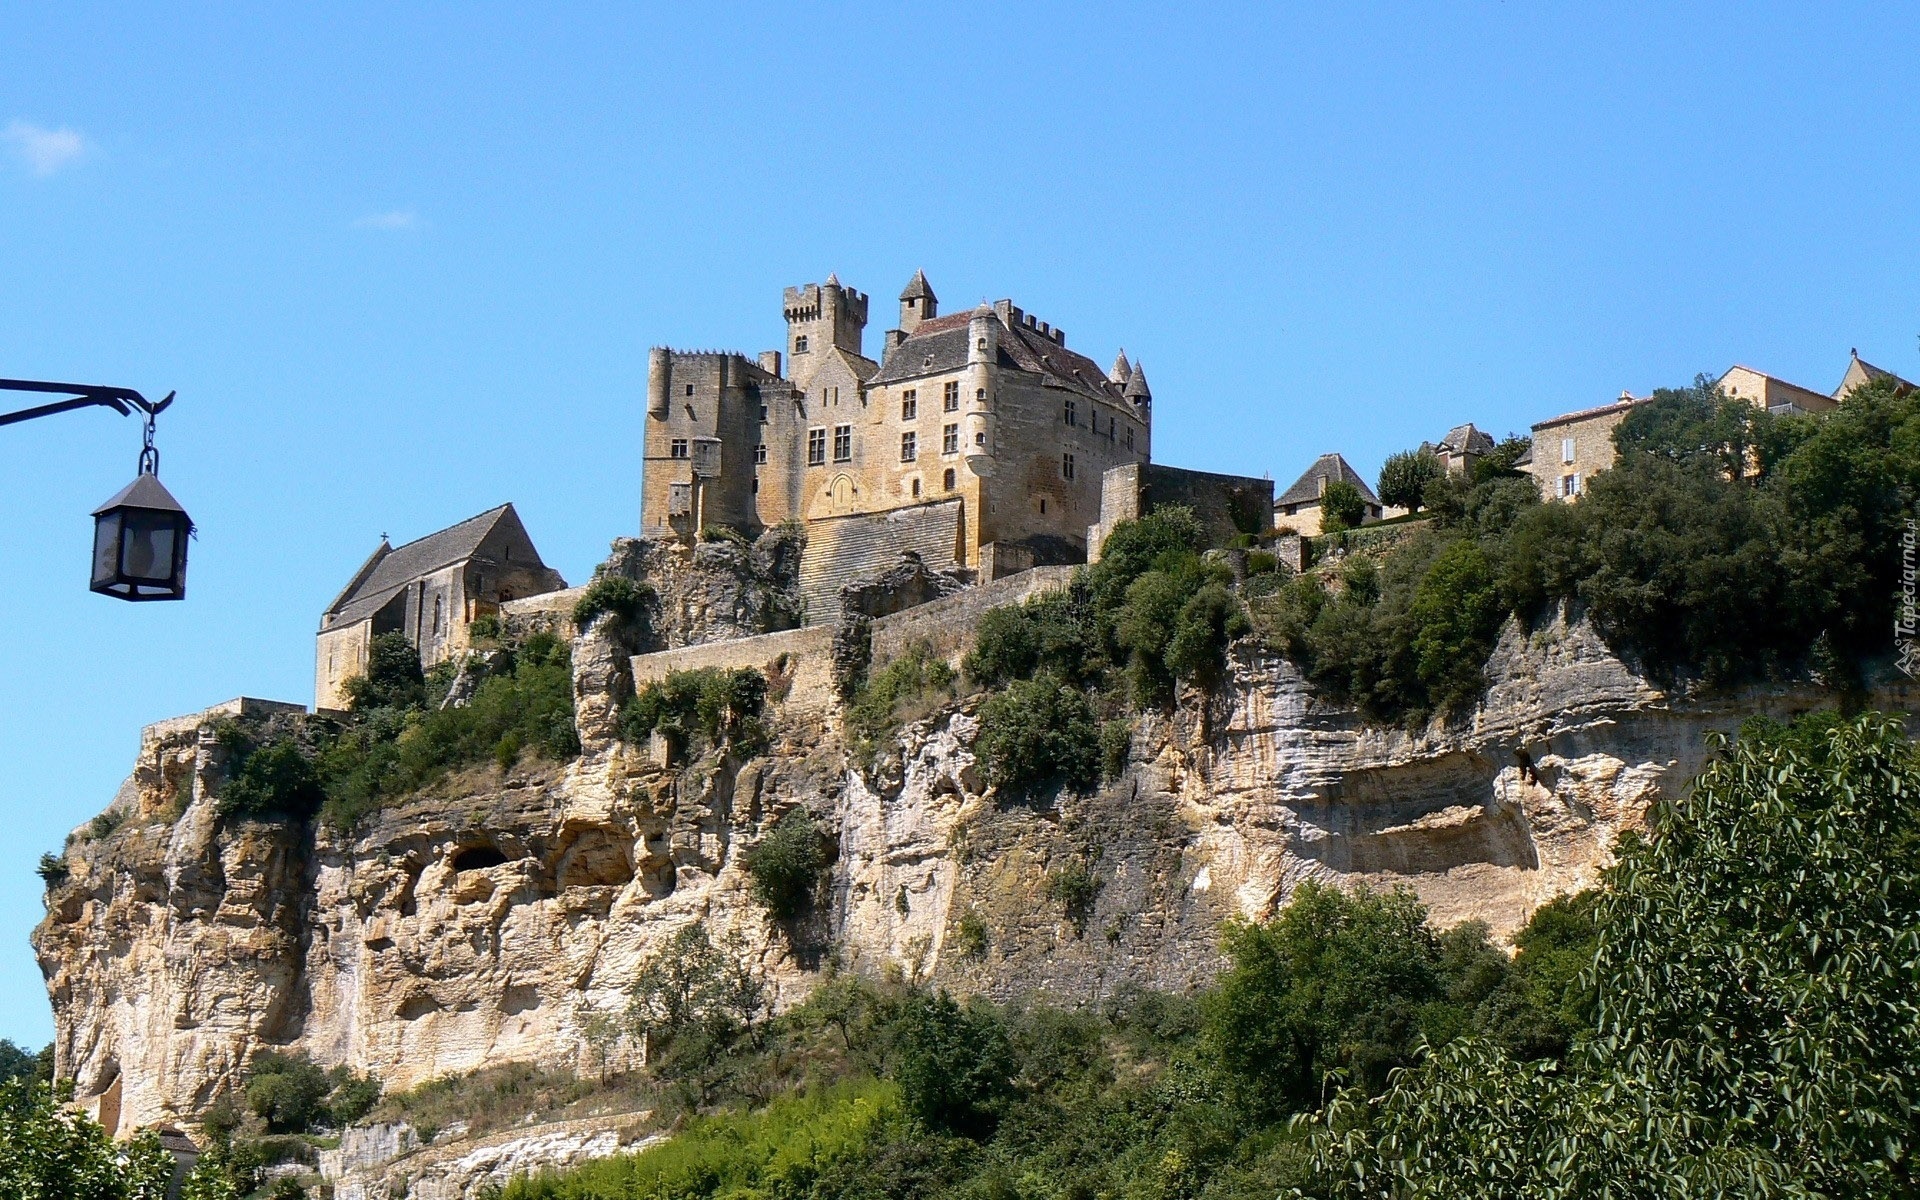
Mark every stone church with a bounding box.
[640,272,1158,619]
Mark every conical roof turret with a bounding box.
[1124,361,1152,402]
[899,269,936,302]
[1109,350,1131,384]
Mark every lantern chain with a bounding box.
[139,409,159,476]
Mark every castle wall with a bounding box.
[868,565,1075,668]
[630,623,839,712]
[796,500,964,624]
[626,565,1076,710]
[1087,463,1272,561]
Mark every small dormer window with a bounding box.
[795,335,810,354]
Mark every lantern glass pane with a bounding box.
[119,511,178,584]
[92,511,122,587]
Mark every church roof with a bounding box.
[323,504,533,627]
[869,308,1123,400]
[1277,453,1379,507]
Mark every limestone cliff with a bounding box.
[34,598,1896,1146]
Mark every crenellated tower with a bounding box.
[782,274,868,391]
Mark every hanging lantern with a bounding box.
[90,412,191,601]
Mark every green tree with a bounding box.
[891,990,1017,1139]
[1318,480,1368,532]
[0,1077,174,1199]
[1292,712,1920,1198]
[245,1051,331,1134]
[1203,881,1451,1118]
[344,631,427,712]
[1377,450,1442,512]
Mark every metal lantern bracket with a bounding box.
[1,377,194,601]
[0,377,174,430]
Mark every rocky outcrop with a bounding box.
[35,600,1905,1160]
[320,1117,661,1200]
[596,528,805,651]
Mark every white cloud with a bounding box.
[352,210,419,231]
[4,121,89,177]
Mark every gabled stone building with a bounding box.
[641,272,1158,619]
[315,504,566,709]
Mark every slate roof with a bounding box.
[899,270,936,302]
[1531,395,1647,431]
[869,308,1123,401]
[323,504,525,627]
[1436,423,1495,455]
[1277,453,1379,507]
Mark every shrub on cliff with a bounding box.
[619,666,766,755]
[216,726,327,821]
[572,575,653,638]
[743,809,831,920]
[973,677,1100,798]
[845,645,957,762]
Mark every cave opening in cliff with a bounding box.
[452,846,510,872]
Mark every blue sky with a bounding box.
[1,3,1915,1047]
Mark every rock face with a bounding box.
[34,600,1898,1150]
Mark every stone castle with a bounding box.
[640,272,1170,615]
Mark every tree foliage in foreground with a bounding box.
[1290,711,1920,1198]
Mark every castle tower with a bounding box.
[964,302,999,476]
[898,270,937,335]
[782,274,869,391]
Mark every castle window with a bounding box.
[432,595,443,635]
[829,386,840,406]
[752,477,759,494]
[900,432,918,462]
[943,381,960,411]
[912,478,922,498]
[684,384,695,396]
[975,430,987,446]
[794,335,810,354]
[975,388,985,402]
[1561,437,1576,464]
[1125,426,1135,450]
[759,403,769,422]
[1063,399,1077,427]
[833,424,852,463]
[901,390,917,420]
[943,468,956,491]
[754,443,768,464]
[1039,497,1047,514]
[1062,452,1076,482]
[977,338,987,351]
[942,423,959,455]
[670,439,690,459]
[807,428,827,466]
